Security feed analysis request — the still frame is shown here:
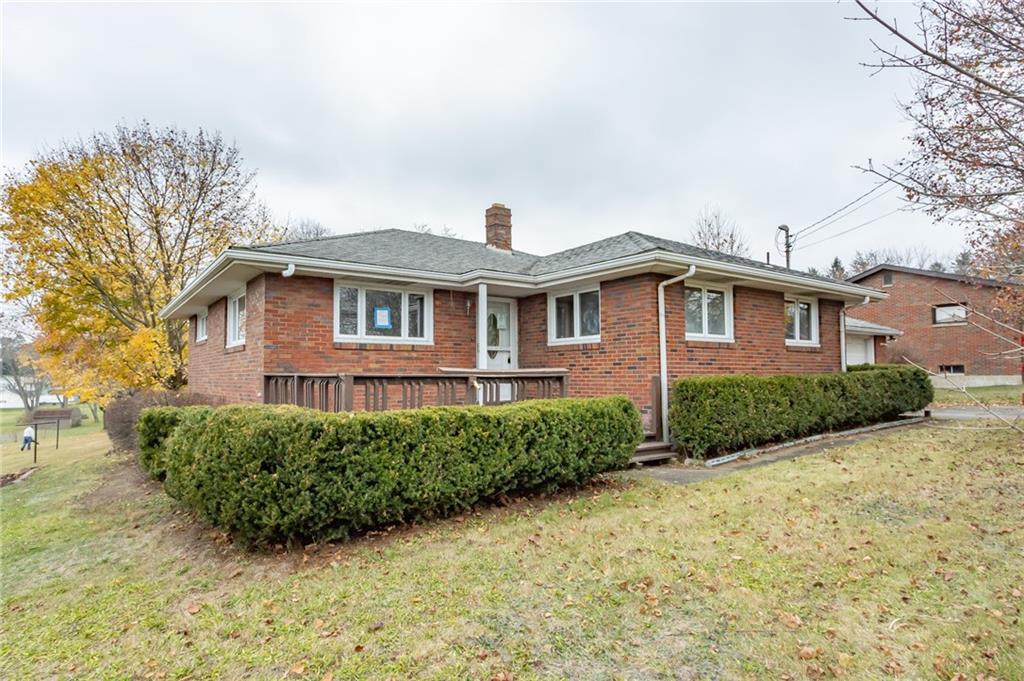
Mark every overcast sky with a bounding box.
[2,1,968,271]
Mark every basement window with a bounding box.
[933,303,967,325]
[938,364,965,375]
[334,281,432,344]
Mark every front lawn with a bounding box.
[932,384,1023,406]
[1,423,1021,679]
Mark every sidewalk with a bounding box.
[916,405,1024,420]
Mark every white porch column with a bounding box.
[476,283,488,369]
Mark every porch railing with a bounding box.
[263,369,569,412]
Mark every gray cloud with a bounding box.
[2,2,966,270]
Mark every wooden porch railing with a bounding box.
[263,369,569,412]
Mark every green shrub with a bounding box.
[669,367,933,458]
[137,406,213,480]
[151,397,642,546]
[846,363,906,372]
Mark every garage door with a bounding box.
[847,337,869,365]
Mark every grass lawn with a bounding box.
[1,424,1022,679]
[0,406,105,475]
[932,384,1023,406]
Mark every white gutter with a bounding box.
[658,265,697,443]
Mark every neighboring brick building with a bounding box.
[164,203,887,442]
[848,265,1023,387]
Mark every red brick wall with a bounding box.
[187,275,265,402]
[665,284,843,377]
[849,270,1018,376]
[518,275,843,431]
[519,275,663,425]
[187,271,845,415]
[262,275,476,374]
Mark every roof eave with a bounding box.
[161,247,887,320]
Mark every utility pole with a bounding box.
[777,224,793,269]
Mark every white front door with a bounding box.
[486,300,516,370]
[485,299,516,402]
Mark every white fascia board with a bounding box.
[161,248,886,319]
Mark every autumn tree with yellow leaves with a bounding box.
[1,123,278,400]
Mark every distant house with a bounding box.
[160,203,886,444]
[844,317,902,366]
[848,264,1022,387]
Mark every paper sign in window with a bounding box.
[373,306,392,329]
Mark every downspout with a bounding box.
[658,265,697,443]
[840,304,848,372]
[281,263,296,277]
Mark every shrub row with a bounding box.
[846,363,907,372]
[668,366,933,458]
[138,397,643,546]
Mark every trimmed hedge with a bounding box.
[668,366,933,458]
[137,406,213,480]
[139,397,643,545]
[846,363,906,372]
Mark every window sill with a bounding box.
[785,340,820,349]
[225,343,246,353]
[195,338,207,346]
[932,322,967,328]
[547,336,601,347]
[786,344,821,353]
[333,338,433,349]
[685,334,734,344]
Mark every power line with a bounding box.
[794,181,891,237]
[795,208,902,250]
[795,183,899,242]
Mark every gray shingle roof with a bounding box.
[242,228,852,287]
[243,229,540,275]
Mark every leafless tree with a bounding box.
[855,0,1024,315]
[690,205,749,257]
[413,223,462,239]
[1,335,48,416]
[280,218,333,241]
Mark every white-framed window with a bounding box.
[938,364,965,375]
[784,297,819,346]
[195,308,208,342]
[683,283,733,342]
[226,288,246,347]
[334,281,433,344]
[933,303,967,325]
[547,288,601,345]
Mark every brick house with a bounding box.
[847,264,1023,387]
[161,203,886,445]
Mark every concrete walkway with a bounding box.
[916,405,1024,420]
[622,421,928,487]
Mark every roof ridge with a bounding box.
[245,228,402,250]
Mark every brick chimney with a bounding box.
[485,203,512,251]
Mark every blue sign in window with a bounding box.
[373,306,392,329]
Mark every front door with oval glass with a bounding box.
[485,299,516,402]
[486,300,515,370]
